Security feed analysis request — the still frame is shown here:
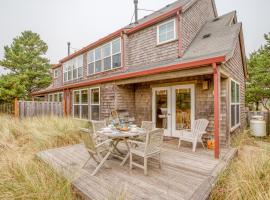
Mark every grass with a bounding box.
[0,114,87,200]
[210,131,270,200]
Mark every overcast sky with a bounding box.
[0,0,270,74]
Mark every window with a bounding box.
[48,93,63,102]
[157,19,176,44]
[87,38,121,75]
[230,80,240,129]
[90,88,100,120]
[54,69,59,78]
[73,89,89,119]
[63,55,83,82]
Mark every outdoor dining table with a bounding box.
[97,128,145,166]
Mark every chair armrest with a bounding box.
[80,128,90,133]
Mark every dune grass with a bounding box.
[0,114,87,200]
[210,131,270,200]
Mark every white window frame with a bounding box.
[87,38,121,75]
[230,79,241,131]
[63,55,83,83]
[73,89,89,119]
[72,87,100,120]
[54,68,59,78]
[157,18,177,45]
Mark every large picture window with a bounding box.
[157,19,176,44]
[72,87,100,120]
[230,80,240,129]
[63,55,83,82]
[87,38,121,75]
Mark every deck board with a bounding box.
[36,141,237,200]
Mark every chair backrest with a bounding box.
[80,128,97,153]
[91,120,107,134]
[192,119,209,137]
[141,121,154,132]
[144,128,164,154]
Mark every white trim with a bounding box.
[229,78,241,131]
[156,18,177,45]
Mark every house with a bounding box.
[33,0,247,158]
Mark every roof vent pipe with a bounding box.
[134,0,138,23]
[67,42,71,56]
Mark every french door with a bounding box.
[152,84,195,137]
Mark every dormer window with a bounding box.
[87,38,121,75]
[157,19,176,45]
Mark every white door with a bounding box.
[152,84,195,137]
[171,84,195,137]
[152,87,171,136]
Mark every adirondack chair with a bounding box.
[80,128,113,176]
[178,119,209,152]
[128,128,164,175]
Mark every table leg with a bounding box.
[120,140,130,166]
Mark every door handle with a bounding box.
[167,113,171,116]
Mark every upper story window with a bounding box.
[230,80,240,130]
[63,55,83,82]
[87,38,121,75]
[157,19,176,45]
[54,68,59,78]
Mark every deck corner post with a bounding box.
[213,62,220,159]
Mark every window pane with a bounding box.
[74,91,80,104]
[104,57,112,71]
[231,105,236,127]
[112,39,120,54]
[91,89,99,104]
[91,105,100,120]
[81,90,88,104]
[102,43,111,57]
[236,105,240,124]
[88,63,94,75]
[166,21,174,31]
[88,51,94,62]
[68,71,72,81]
[59,93,63,102]
[236,84,240,103]
[64,73,67,82]
[167,30,175,40]
[78,66,83,77]
[159,34,167,43]
[74,105,80,118]
[73,68,78,79]
[49,95,53,102]
[112,54,121,68]
[231,81,235,103]
[81,105,89,119]
[95,60,102,73]
[77,56,83,67]
[54,94,58,102]
[95,48,101,60]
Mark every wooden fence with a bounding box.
[0,102,14,115]
[18,101,64,118]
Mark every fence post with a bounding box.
[14,98,19,118]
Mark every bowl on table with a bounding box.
[102,127,112,133]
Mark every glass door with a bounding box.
[171,85,195,137]
[152,87,171,136]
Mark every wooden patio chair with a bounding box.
[135,121,154,142]
[80,128,113,176]
[178,119,209,152]
[91,120,108,143]
[128,128,164,175]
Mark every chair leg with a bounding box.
[144,157,148,175]
[158,153,162,169]
[178,139,181,149]
[192,141,197,152]
[91,151,111,176]
[129,152,133,170]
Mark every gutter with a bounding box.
[33,56,226,95]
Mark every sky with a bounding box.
[0,0,270,75]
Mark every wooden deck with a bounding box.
[36,140,237,200]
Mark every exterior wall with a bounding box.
[182,0,216,53]
[126,17,179,68]
[222,38,246,134]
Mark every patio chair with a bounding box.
[135,121,154,142]
[91,120,108,143]
[80,128,113,176]
[178,119,209,152]
[128,128,164,175]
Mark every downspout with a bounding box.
[213,62,220,159]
